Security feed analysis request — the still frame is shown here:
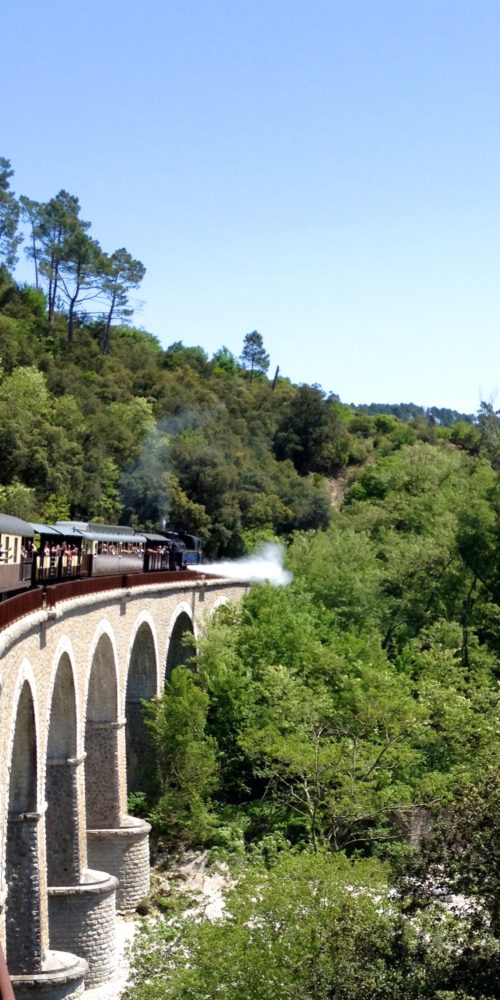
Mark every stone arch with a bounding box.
[124,612,160,706]
[45,650,81,886]
[4,661,40,813]
[125,615,159,794]
[45,636,82,752]
[5,676,44,974]
[84,621,120,723]
[8,679,37,815]
[84,624,121,831]
[211,595,230,615]
[165,603,196,681]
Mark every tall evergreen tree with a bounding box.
[22,190,90,324]
[57,226,102,347]
[19,195,42,287]
[100,247,145,354]
[240,330,270,379]
[0,158,21,270]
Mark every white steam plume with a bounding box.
[193,543,292,586]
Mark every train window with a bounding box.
[5,537,10,562]
[13,537,18,563]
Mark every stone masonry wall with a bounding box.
[0,577,248,985]
[48,871,118,987]
[87,818,151,912]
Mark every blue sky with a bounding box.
[4,0,500,412]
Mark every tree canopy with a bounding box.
[240,329,270,378]
[0,158,21,269]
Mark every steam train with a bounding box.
[0,513,203,601]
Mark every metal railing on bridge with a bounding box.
[0,570,210,634]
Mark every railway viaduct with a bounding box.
[0,571,247,998]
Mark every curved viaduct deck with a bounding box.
[0,572,247,998]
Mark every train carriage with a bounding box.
[0,514,34,598]
[54,521,147,577]
[0,512,204,600]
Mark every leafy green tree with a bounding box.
[168,429,243,554]
[345,444,496,650]
[42,493,71,523]
[450,421,481,453]
[0,273,45,371]
[94,397,155,467]
[100,247,145,354]
[477,400,500,468]
[57,225,102,347]
[166,472,211,538]
[238,654,426,852]
[163,341,210,375]
[19,194,43,287]
[0,365,86,507]
[126,852,397,1000]
[274,383,330,474]
[287,524,381,632]
[21,189,108,345]
[0,481,38,520]
[0,366,58,487]
[272,459,330,533]
[240,330,270,379]
[202,590,402,848]
[199,571,499,854]
[25,190,86,323]
[211,345,240,375]
[399,622,500,804]
[143,668,219,845]
[0,158,21,269]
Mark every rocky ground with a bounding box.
[152,849,233,921]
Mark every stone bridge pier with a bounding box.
[0,576,245,997]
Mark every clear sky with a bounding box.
[3,0,500,412]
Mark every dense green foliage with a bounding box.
[188,447,500,853]
[1,250,494,555]
[354,401,475,426]
[128,439,500,998]
[1,154,494,558]
[126,849,499,1000]
[142,667,219,845]
[0,262,333,553]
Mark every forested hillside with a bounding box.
[1,155,494,558]
[2,156,500,998]
[125,435,500,999]
[0,268,494,559]
[2,250,493,557]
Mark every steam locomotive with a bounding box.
[0,514,203,601]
